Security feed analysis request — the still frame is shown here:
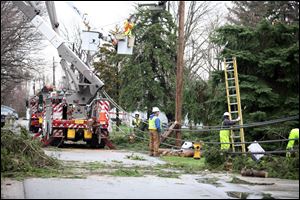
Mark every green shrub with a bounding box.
[203,146,226,168]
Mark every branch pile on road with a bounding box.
[232,153,299,180]
[203,146,299,180]
[1,128,60,173]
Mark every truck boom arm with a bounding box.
[13,1,104,103]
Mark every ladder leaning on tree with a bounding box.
[223,57,246,153]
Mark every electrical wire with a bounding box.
[111,121,181,149]
[227,150,298,155]
[164,115,299,132]
[101,90,299,154]
[109,116,299,154]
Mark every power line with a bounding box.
[227,150,298,155]
[110,119,299,151]
[93,19,126,30]
[111,121,180,149]
[164,115,299,132]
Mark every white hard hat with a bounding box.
[152,107,160,112]
[223,112,230,116]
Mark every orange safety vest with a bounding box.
[98,109,108,125]
[124,20,134,36]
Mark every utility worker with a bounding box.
[148,107,162,156]
[124,18,134,37]
[129,113,141,142]
[286,128,299,157]
[98,105,109,127]
[132,113,141,129]
[219,112,240,150]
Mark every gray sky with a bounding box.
[35,1,230,93]
[38,1,150,91]
[36,1,152,93]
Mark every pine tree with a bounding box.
[119,8,177,119]
[209,19,299,141]
[227,1,299,26]
[94,43,124,102]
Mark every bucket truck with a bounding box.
[13,1,115,148]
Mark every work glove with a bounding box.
[235,116,240,122]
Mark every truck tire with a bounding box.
[98,138,105,148]
[88,134,106,148]
[51,137,64,147]
[90,134,99,148]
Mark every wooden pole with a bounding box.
[175,1,185,147]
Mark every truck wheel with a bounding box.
[51,137,64,147]
[98,139,105,148]
[90,134,99,148]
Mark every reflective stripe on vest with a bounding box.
[133,118,141,127]
[148,116,158,130]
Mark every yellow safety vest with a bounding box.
[148,116,158,130]
[287,128,299,149]
[133,118,141,127]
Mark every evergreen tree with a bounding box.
[94,44,124,103]
[227,1,299,26]
[208,20,299,141]
[183,78,210,127]
[119,8,177,119]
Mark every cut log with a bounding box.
[241,168,268,178]
[158,148,194,157]
[181,149,194,157]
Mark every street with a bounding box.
[1,148,299,199]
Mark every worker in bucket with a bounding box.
[148,107,162,156]
[286,128,299,157]
[219,112,240,150]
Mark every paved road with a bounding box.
[2,149,299,199]
[1,130,299,199]
[44,148,166,166]
[2,172,299,199]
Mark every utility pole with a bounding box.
[53,57,56,86]
[175,1,185,147]
[33,79,36,95]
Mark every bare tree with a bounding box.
[170,1,228,81]
[60,23,85,61]
[2,82,28,117]
[1,1,46,103]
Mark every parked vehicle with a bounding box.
[1,105,19,127]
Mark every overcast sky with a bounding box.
[38,1,157,89]
[35,1,230,92]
